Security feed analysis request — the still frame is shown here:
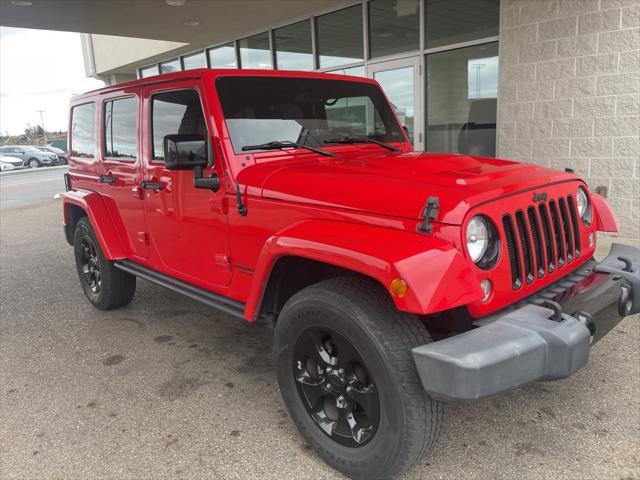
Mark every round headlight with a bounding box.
[466,216,489,263]
[576,187,588,217]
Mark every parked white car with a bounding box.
[0,154,24,171]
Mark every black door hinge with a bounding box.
[417,196,440,234]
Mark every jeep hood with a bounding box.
[237,151,578,225]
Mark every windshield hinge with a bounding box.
[417,196,440,234]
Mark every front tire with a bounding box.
[73,217,136,310]
[274,277,444,480]
[28,158,40,168]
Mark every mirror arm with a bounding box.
[193,165,220,192]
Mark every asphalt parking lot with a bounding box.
[0,176,638,479]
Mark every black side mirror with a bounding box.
[163,133,220,192]
[164,134,208,171]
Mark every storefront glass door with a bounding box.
[367,57,422,151]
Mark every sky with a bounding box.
[0,27,104,136]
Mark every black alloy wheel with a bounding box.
[79,237,101,294]
[73,217,136,310]
[274,277,444,480]
[293,326,380,447]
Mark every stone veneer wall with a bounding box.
[497,0,639,238]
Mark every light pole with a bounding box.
[36,110,47,143]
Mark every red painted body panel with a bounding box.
[63,189,127,259]
[244,220,483,320]
[591,193,619,232]
[63,69,616,324]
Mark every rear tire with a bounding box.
[73,217,136,310]
[274,277,444,480]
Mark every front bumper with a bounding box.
[412,243,639,401]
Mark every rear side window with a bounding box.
[71,103,96,158]
[151,90,207,162]
[104,97,137,160]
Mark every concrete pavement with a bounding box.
[0,167,67,209]
[0,195,638,479]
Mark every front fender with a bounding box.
[591,193,619,232]
[245,220,483,321]
[63,190,127,260]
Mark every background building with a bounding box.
[1,0,637,237]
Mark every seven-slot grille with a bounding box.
[502,194,582,289]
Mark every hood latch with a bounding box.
[418,196,440,234]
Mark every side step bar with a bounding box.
[114,260,245,319]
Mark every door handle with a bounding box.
[99,175,117,184]
[140,180,164,191]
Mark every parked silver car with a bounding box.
[34,145,68,165]
[0,145,57,168]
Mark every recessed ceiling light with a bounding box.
[11,0,33,6]
[183,20,199,27]
[165,0,187,6]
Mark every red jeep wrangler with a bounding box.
[63,69,638,479]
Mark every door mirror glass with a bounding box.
[164,134,208,170]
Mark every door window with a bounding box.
[104,97,137,160]
[151,90,209,162]
[71,103,96,158]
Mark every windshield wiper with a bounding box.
[323,136,400,152]
[241,140,335,157]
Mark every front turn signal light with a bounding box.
[390,278,408,298]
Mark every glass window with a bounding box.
[208,43,237,69]
[239,32,272,69]
[274,21,313,71]
[159,58,181,74]
[374,66,415,144]
[426,0,499,48]
[316,5,364,68]
[426,42,498,157]
[182,51,206,70]
[104,97,137,160]
[216,77,404,154]
[369,0,420,58]
[328,66,366,77]
[71,103,96,158]
[140,65,158,78]
[152,90,207,162]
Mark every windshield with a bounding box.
[216,76,405,154]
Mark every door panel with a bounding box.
[98,92,149,259]
[142,82,231,288]
[368,57,422,150]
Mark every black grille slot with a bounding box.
[567,195,581,257]
[549,200,565,268]
[538,204,555,273]
[503,215,522,289]
[527,207,545,278]
[515,210,534,284]
[558,198,574,263]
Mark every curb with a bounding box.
[0,165,68,177]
